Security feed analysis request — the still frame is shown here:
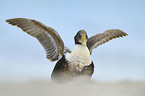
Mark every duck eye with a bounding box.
[79,33,82,37]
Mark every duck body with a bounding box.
[51,44,94,81]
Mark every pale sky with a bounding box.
[0,0,145,82]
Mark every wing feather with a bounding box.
[87,29,128,54]
[6,18,70,61]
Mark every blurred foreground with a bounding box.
[0,79,145,96]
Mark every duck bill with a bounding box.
[82,34,86,46]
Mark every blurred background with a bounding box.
[0,0,145,82]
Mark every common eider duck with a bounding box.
[6,18,128,82]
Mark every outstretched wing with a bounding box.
[6,18,70,61]
[87,29,128,54]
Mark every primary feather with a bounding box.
[6,18,66,61]
[87,29,128,54]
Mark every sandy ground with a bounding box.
[0,79,145,96]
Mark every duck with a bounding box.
[6,18,128,82]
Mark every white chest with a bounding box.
[66,45,91,71]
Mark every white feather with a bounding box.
[66,45,91,71]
